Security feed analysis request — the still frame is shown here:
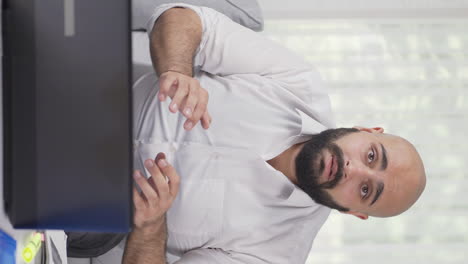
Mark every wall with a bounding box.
[257,0,468,19]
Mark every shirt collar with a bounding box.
[279,183,326,208]
[295,108,328,135]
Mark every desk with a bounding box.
[0,189,41,264]
[1,188,68,264]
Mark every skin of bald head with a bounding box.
[324,127,426,219]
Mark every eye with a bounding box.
[360,184,369,198]
[367,149,375,163]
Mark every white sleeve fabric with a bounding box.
[173,248,268,264]
[145,3,326,101]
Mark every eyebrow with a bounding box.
[379,143,388,171]
[370,181,384,206]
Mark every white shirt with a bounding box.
[133,3,336,264]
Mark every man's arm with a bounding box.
[122,153,179,264]
[146,4,327,105]
[148,7,211,131]
[123,222,166,264]
[147,4,312,78]
[149,7,201,77]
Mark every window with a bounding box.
[262,19,468,264]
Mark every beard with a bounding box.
[295,127,359,211]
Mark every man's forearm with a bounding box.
[122,221,167,264]
[150,7,202,77]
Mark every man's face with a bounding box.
[295,127,426,218]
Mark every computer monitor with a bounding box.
[2,0,132,232]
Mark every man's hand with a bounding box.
[149,7,210,131]
[158,71,212,131]
[132,152,180,233]
[123,153,177,264]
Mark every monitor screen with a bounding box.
[2,0,132,232]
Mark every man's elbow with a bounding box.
[151,7,202,36]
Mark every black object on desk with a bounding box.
[2,0,133,232]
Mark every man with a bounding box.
[123,3,426,264]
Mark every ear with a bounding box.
[340,210,369,220]
[353,126,384,134]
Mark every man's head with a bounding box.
[295,127,426,219]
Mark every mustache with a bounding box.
[317,144,345,189]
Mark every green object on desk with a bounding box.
[22,232,42,263]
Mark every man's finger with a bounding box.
[136,164,159,201]
[182,83,200,119]
[158,75,177,101]
[170,79,189,113]
[132,185,146,210]
[180,92,198,118]
[157,159,180,197]
[152,152,170,200]
[144,158,170,202]
[150,153,166,191]
[152,165,170,203]
[147,176,157,191]
[185,92,207,130]
[155,152,166,163]
[201,110,211,129]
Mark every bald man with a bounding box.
[122,3,427,264]
[272,126,426,219]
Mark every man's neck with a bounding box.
[266,142,305,185]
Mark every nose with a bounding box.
[343,160,373,183]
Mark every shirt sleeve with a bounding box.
[145,3,320,83]
[173,248,267,264]
[145,3,331,122]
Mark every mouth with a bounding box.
[323,154,337,183]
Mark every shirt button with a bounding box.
[213,152,220,159]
